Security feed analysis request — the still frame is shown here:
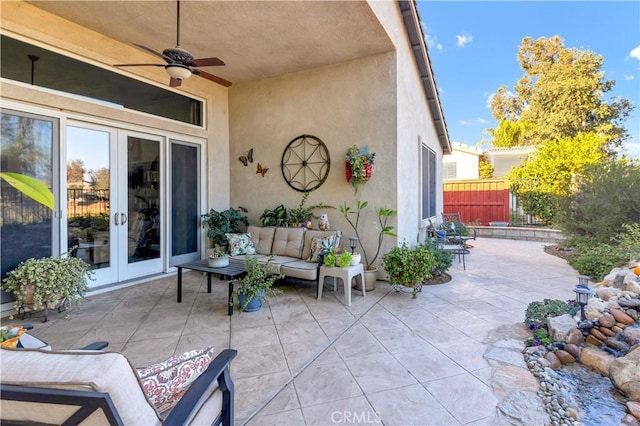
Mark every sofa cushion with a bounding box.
[280,260,322,281]
[226,233,257,256]
[136,346,217,413]
[307,235,336,262]
[302,230,341,261]
[247,226,276,255]
[0,348,162,425]
[272,227,305,258]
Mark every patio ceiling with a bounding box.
[26,0,395,85]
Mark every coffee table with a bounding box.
[175,260,246,315]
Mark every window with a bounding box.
[1,35,202,126]
[443,162,457,180]
[421,144,436,220]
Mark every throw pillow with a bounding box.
[137,346,216,413]
[226,233,257,256]
[307,235,335,263]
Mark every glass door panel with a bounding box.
[169,141,200,266]
[1,111,56,304]
[66,124,117,287]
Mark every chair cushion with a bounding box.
[272,227,305,258]
[307,235,335,262]
[226,233,257,256]
[280,260,321,281]
[0,348,162,425]
[247,226,276,255]
[136,346,217,413]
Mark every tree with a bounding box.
[67,159,85,189]
[478,154,494,179]
[489,36,633,148]
[89,168,110,191]
[485,120,536,148]
[507,132,607,222]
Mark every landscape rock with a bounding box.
[627,401,640,421]
[611,308,636,325]
[599,312,617,327]
[492,390,549,426]
[622,414,640,426]
[597,286,622,301]
[548,314,578,343]
[609,347,640,400]
[603,268,625,287]
[623,274,640,293]
[598,326,615,337]
[565,328,585,345]
[580,346,614,376]
[563,343,581,359]
[585,334,603,347]
[619,299,640,310]
[544,352,561,369]
[554,349,575,364]
[585,299,608,321]
[590,327,608,341]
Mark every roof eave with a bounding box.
[398,0,452,155]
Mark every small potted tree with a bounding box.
[233,256,284,312]
[2,252,92,321]
[382,243,436,299]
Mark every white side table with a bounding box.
[317,264,365,306]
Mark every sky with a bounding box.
[417,1,640,158]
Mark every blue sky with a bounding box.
[418,1,640,158]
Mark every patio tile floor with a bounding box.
[4,237,578,425]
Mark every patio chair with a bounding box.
[0,346,237,426]
[441,212,476,248]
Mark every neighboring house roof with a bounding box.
[450,142,482,157]
[399,1,452,154]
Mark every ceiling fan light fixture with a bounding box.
[166,64,191,80]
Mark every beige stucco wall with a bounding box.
[0,1,231,211]
[228,52,398,270]
[444,150,480,180]
[369,1,445,245]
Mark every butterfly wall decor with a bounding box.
[256,163,269,177]
[239,148,254,166]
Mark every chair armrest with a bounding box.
[80,341,109,351]
[163,349,237,426]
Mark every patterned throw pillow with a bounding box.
[307,235,335,263]
[136,346,216,413]
[226,233,257,256]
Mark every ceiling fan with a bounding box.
[114,0,231,87]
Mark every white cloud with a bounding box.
[460,117,487,125]
[436,43,443,51]
[422,23,443,52]
[624,74,635,80]
[456,34,473,47]
[630,45,640,60]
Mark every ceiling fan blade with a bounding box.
[189,57,225,67]
[133,43,172,62]
[193,69,232,87]
[170,77,182,87]
[114,63,165,67]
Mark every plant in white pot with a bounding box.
[1,252,92,321]
[339,200,397,290]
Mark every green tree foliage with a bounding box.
[489,36,632,148]
[486,120,536,147]
[556,160,640,244]
[478,154,494,179]
[508,132,607,222]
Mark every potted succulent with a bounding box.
[339,200,397,290]
[382,242,437,299]
[233,256,284,312]
[207,247,229,268]
[323,248,352,268]
[1,252,92,321]
[201,206,248,253]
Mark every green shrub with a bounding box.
[524,299,575,328]
[421,239,453,276]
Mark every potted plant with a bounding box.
[339,200,397,290]
[382,242,436,299]
[345,145,375,193]
[233,256,284,312]
[1,252,92,321]
[207,246,229,268]
[260,204,288,227]
[201,206,248,253]
[323,248,352,268]
[287,192,334,228]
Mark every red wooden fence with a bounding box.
[443,179,509,225]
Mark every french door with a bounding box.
[66,123,163,285]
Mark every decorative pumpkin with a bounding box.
[633,266,640,276]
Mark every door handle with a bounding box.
[121,213,128,225]
[114,213,119,226]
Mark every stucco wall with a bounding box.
[444,150,480,180]
[228,52,397,269]
[369,1,445,246]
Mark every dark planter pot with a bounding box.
[238,289,265,312]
